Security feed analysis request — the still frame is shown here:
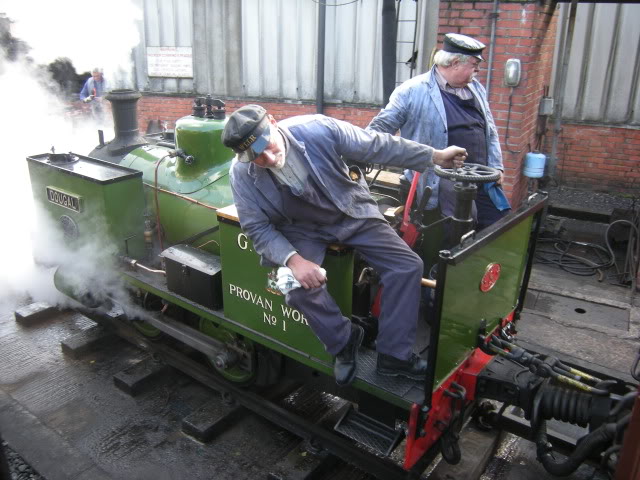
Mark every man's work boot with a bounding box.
[376,353,427,380]
[334,324,364,386]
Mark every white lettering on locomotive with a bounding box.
[237,233,248,250]
[280,305,309,325]
[228,284,273,311]
[46,187,80,212]
[228,283,309,332]
[263,312,277,326]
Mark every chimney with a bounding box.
[105,89,147,155]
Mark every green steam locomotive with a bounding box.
[25,90,635,478]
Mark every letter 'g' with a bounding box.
[237,233,248,250]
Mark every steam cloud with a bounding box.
[0,2,142,312]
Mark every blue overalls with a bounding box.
[275,172,423,360]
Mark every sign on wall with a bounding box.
[146,46,193,78]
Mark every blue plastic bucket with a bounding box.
[523,152,546,178]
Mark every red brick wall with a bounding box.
[545,124,640,193]
[137,96,380,133]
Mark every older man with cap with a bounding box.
[368,33,510,236]
[222,106,467,386]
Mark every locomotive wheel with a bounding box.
[132,320,163,339]
[198,318,256,385]
[132,292,164,339]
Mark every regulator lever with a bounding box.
[411,186,432,226]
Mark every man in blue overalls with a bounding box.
[222,105,466,386]
[368,33,510,234]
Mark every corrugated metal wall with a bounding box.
[556,2,640,126]
[133,0,195,93]
[133,0,437,105]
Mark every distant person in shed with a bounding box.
[368,33,510,237]
[79,67,107,122]
[222,105,467,386]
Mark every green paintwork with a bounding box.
[218,216,353,365]
[433,217,533,388]
[174,115,235,181]
[26,155,146,260]
[119,115,236,255]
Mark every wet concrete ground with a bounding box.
[0,305,335,480]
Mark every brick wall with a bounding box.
[137,96,380,133]
[545,124,640,193]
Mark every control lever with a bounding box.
[411,186,433,227]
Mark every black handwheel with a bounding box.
[435,163,501,183]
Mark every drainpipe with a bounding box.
[485,0,500,99]
[316,0,326,114]
[549,0,578,179]
[381,0,397,106]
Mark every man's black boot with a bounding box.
[376,353,427,380]
[334,324,364,386]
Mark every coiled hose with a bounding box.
[536,206,639,287]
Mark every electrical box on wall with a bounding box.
[539,97,554,116]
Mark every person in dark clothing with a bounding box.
[222,105,467,386]
[367,33,510,232]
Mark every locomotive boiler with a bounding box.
[25,89,637,478]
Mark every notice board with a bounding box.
[147,46,193,78]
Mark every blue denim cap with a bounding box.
[222,104,271,163]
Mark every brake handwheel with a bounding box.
[435,163,501,183]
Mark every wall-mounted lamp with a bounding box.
[504,58,521,87]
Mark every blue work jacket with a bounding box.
[229,115,437,267]
[367,66,504,210]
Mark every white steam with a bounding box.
[0,2,143,312]
[2,0,142,88]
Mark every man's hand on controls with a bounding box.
[83,95,95,103]
[286,253,327,289]
[433,146,467,169]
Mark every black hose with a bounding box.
[535,420,616,476]
[604,219,639,286]
[609,391,638,417]
[534,238,614,276]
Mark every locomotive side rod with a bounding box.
[83,306,432,480]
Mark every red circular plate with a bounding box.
[480,263,501,292]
